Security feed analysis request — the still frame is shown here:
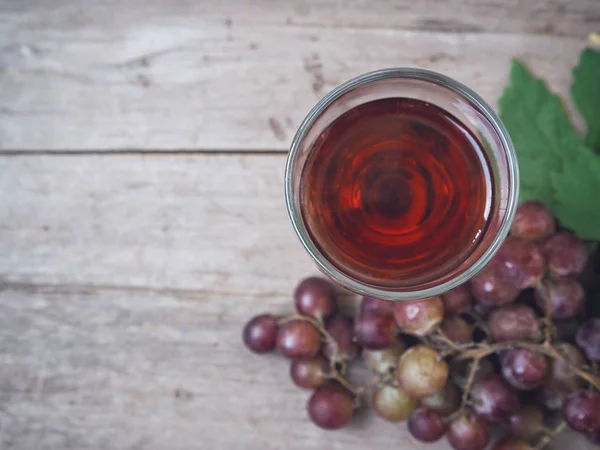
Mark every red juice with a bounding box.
[299,97,493,288]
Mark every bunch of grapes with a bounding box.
[243,201,600,449]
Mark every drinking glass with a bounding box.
[285,68,518,301]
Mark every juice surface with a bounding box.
[300,97,493,288]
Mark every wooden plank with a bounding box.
[3,0,598,38]
[0,0,593,150]
[0,154,594,449]
[0,153,313,294]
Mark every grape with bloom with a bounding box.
[242,201,600,448]
[392,296,444,336]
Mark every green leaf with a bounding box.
[550,149,600,241]
[498,59,583,205]
[499,58,600,240]
[572,48,600,151]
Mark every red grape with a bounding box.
[492,438,533,450]
[510,201,555,241]
[361,296,394,315]
[421,382,461,415]
[294,277,337,320]
[407,407,447,442]
[494,236,546,289]
[276,319,321,359]
[396,345,449,399]
[392,296,444,336]
[363,341,406,375]
[307,384,354,429]
[576,318,600,362]
[470,374,520,422]
[440,315,473,344]
[470,263,520,306]
[504,403,543,439]
[547,342,586,394]
[544,231,588,278]
[354,310,398,349]
[243,314,278,353]
[534,278,585,320]
[501,349,548,390]
[290,356,329,389]
[442,284,472,315]
[371,384,418,422]
[562,390,600,433]
[447,412,491,450]
[487,304,541,343]
[323,315,359,362]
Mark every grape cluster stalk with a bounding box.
[243,201,600,449]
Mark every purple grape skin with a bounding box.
[470,374,520,422]
[576,318,600,362]
[487,304,541,343]
[510,201,555,241]
[360,296,394,314]
[307,384,354,430]
[534,278,585,320]
[562,390,600,434]
[440,315,473,343]
[544,231,588,278]
[494,236,546,289]
[323,315,359,362]
[290,356,329,389]
[276,320,321,359]
[447,412,491,450]
[243,314,278,353]
[501,348,548,390]
[504,403,544,439]
[442,284,472,315]
[407,407,447,442]
[353,310,398,350]
[294,277,337,320]
[470,263,520,306]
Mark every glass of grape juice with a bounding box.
[285,69,519,301]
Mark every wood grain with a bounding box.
[2,2,598,448]
[0,154,594,449]
[0,0,594,150]
[4,0,598,36]
[0,154,312,294]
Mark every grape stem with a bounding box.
[279,313,387,401]
[329,372,360,397]
[455,341,600,390]
[535,280,554,344]
[444,356,481,423]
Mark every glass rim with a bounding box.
[285,67,519,301]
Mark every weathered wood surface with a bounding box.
[0,154,308,293]
[0,0,596,150]
[2,1,599,448]
[0,154,594,449]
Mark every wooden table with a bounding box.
[1,1,598,448]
